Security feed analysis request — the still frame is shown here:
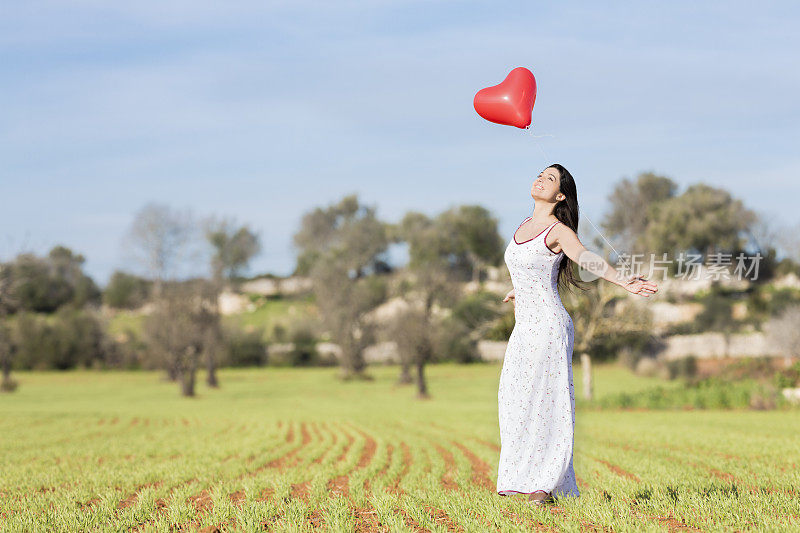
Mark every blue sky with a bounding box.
[2,1,798,285]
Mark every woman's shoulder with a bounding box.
[548,219,576,237]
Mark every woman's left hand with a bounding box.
[621,273,658,297]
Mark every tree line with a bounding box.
[2,171,799,398]
[0,203,261,395]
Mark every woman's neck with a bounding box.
[531,203,557,221]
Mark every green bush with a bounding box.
[485,308,515,341]
[589,328,653,363]
[450,292,502,330]
[694,284,738,333]
[266,320,324,367]
[270,323,288,343]
[665,355,698,380]
[767,288,800,317]
[103,271,151,309]
[714,357,780,382]
[13,310,113,370]
[224,328,267,367]
[286,325,319,366]
[433,317,480,364]
[598,354,798,410]
[774,361,800,389]
[597,376,786,410]
[743,285,800,327]
[109,328,147,370]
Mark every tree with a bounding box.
[124,203,198,299]
[10,253,72,312]
[438,205,505,283]
[390,210,463,398]
[294,195,390,278]
[204,217,261,283]
[388,306,431,388]
[0,322,16,392]
[748,209,782,257]
[47,246,101,308]
[644,184,757,261]
[601,171,678,254]
[562,274,654,400]
[694,282,738,355]
[3,247,100,313]
[202,217,261,387]
[124,203,200,382]
[294,194,389,380]
[103,271,151,309]
[776,219,800,276]
[143,281,219,397]
[0,262,19,391]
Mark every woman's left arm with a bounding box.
[553,224,658,296]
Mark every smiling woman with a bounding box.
[496,163,658,504]
[496,164,584,503]
[520,164,585,292]
[498,220,579,501]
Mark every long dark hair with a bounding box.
[547,163,589,294]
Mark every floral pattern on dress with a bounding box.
[496,217,580,498]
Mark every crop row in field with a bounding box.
[2,367,799,531]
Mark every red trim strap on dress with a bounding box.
[543,221,561,255]
[513,216,532,235]
[514,217,557,245]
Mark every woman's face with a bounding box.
[531,166,562,202]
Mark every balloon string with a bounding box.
[526,124,554,135]
[529,132,636,276]
[530,134,550,164]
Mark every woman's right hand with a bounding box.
[502,288,515,307]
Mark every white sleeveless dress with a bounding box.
[496,217,580,498]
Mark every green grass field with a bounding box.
[1,363,798,532]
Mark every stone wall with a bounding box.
[477,340,508,362]
[240,276,313,296]
[267,330,787,365]
[218,291,253,315]
[656,332,784,360]
[648,302,704,328]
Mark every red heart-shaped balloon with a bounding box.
[473,67,537,129]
